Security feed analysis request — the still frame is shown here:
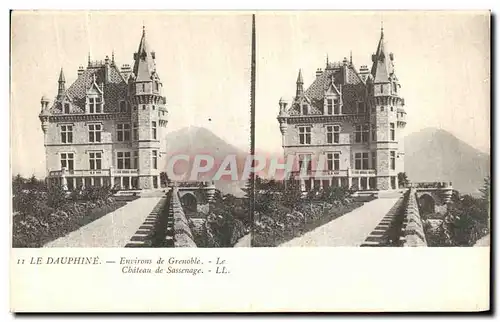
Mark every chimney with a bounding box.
[315,68,323,77]
[120,64,132,82]
[359,65,370,82]
[104,55,110,83]
[342,57,348,84]
[77,66,85,76]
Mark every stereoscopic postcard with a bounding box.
[9,10,490,312]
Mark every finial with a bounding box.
[88,52,91,66]
[326,53,329,67]
[142,23,146,35]
[381,20,384,38]
[112,50,115,64]
[350,50,352,65]
[59,67,65,82]
[296,68,303,84]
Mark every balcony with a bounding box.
[290,169,348,178]
[350,169,376,176]
[290,169,377,178]
[111,169,139,176]
[49,168,139,177]
[49,169,111,177]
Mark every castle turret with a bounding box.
[130,26,168,189]
[370,26,405,190]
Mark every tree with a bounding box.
[479,176,490,209]
[398,172,409,188]
[429,192,490,246]
[12,174,25,195]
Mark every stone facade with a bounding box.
[277,28,406,191]
[39,27,168,190]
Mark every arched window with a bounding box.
[63,103,70,114]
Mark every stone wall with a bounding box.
[401,188,427,247]
[169,188,197,248]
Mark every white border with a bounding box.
[3,1,497,319]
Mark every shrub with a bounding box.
[81,185,113,203]
[47,183,67,209]
[321,186,352,205]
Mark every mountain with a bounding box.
[164,126,249,197]
[405,128,490,196]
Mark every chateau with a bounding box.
[39,27,168,190]
[277,28,406,191]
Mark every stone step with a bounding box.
[360,240,381,246]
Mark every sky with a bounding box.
[255,11,490,154]
[11,11,490,178]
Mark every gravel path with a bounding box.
[279,198,400,247]
[44,197,162,248]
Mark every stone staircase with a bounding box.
[124,195,168,248]
[360,196,405,247]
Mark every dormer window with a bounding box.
[63,103,70,114]
[302,104,308,115]
[326,99,333,115]
[333,99,340,115]
[88,96,102,114]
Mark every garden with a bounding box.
[188,190,251,248]
[12,174,128,248]
[422,176,490,247]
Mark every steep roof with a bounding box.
[288,62,366,115]
[49,63,127,114]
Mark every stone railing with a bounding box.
[410,182,452,189]
[168,187,197,248]
[400,188,428,247]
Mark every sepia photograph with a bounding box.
[8,9,491,313]
[11,11,253,249]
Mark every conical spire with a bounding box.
[133,25,156,81]
[58,68,65,83]
[57,68,66,98]
[296,69,303,84]
[296,69,304,97]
